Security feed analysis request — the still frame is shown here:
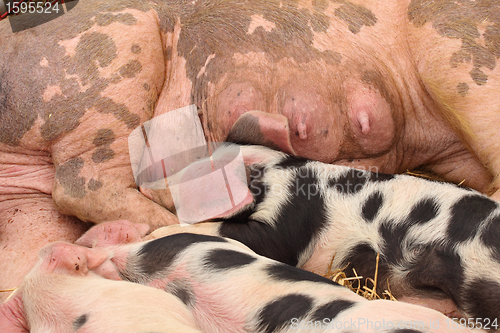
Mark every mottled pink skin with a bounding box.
[0,239,201,333]
[2,0,500,306]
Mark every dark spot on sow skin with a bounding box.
[92,129,116,163]
[485,25,500,57]
[313,0,329,12]
[55,157,86,199]
[94,97,140,129]
[321,50,342,66]
[131,44,141,54]
[93,129,115,147]
[69,32,117,84]
[408,0,500,85]
[119,60,142,78]
[450,49,472,67]
[0,68,38,145]
[470,67,488,85]
[310,12,330,33]
[95,13,138,26]
[333,1,377,34]
[165,46,173,62]
[92,147,115,163]
[87,178,103,191]
[457,82,469,96]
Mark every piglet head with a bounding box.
[37,242,121,280]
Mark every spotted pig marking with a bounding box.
[170,0,356,95]
[73,224,472,333]
[92,129,116,163]
[94,12,138,26]
[333,0,377,34]
[54,157,86,199]
[150,145,500,321]
[72,313,89,331]
[408,0,500,92]
[1,1,149,146]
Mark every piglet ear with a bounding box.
[76,220,148,248]
[0,295,29,333]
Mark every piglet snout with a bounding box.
[38,242,113,277]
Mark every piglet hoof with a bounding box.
[76,220,149,248]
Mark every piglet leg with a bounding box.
[0,296,28,333]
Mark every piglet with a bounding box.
[77,220,474,333]
[147,144,500,324]
[0,240,201,333]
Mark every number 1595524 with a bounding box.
[6,1,60,15]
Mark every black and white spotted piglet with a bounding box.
[149,145,500,323]
[77,221,471,333]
